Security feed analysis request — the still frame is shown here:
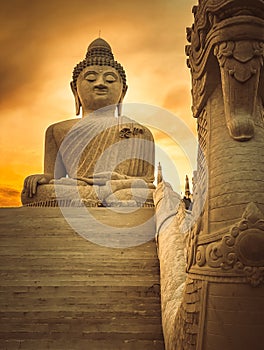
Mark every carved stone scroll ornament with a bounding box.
[214,40,264,141]
[193,203,264,287]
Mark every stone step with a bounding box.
[0,320,162,333]
[0,339,164,350]
[0,286,160,298]
[0,311,161,319]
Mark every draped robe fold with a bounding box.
[22,115,155,206]
[58,115,155,185]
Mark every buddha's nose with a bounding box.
[95,75,107,86]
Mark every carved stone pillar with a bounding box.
[185,0,264,234]
[171,1,264,349]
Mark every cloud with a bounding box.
[163,85,191,110]
[0,0,195,117]
[0,186,21,207]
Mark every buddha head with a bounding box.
[71,38,128,116]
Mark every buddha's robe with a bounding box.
[59,115,155,184]
[22,115,155,206]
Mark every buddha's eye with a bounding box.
[105,74,117,83]
[85,73,97,82]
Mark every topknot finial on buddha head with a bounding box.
[86,37,112,56]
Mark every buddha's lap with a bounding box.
[21,183,154,206]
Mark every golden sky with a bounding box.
[0,0,197,206]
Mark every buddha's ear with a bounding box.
[70,81,81,116]
[123,85,128,99]
[117,85,128,116]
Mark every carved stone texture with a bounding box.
[163,1,264,349]
[186,0,264,140]
[190,203,264,287]
[174,278,204,350]
[214,40,264,140]
[154,180,195,349]
[154,180,181,235]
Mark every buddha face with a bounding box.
[76,65,123,114]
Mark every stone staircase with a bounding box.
[0,207,164,350]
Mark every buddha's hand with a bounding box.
[23,174,51,198]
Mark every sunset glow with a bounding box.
[0,0,197,206]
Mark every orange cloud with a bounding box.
[0,186,21,207]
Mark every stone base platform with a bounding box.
[0,207,164,350]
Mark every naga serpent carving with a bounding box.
[158,1,264,349]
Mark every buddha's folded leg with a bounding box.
[21,184,100,206]
[21,179,155,207]
[104,188,155,205]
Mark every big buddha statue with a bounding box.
[21,38,155,207]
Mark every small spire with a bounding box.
[183,175,192,210]
[185,175,190,198]
[99,29,101,38]
[157,162,163,184]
